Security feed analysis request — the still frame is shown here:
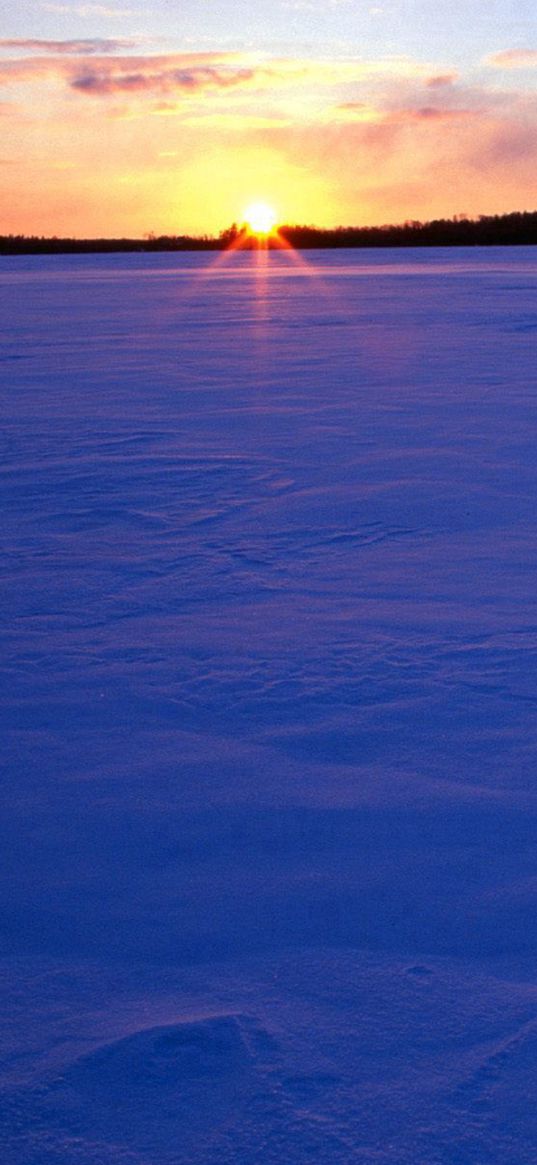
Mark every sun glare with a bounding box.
[244,201,277,236]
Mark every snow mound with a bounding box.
[51,1015,258,1095]
[20,1015,282,1162]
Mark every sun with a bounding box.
[244,201,277,236]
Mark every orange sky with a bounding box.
[1,32,536,236]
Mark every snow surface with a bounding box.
[1,245,537,1163]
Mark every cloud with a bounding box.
[70,63,256,96]
[387,106,473,123]
[92,53,431,105]
[0,56,66,84]
[0,50,242,89]
[331,101,380,123]
[486,49,537,69]
[337,101,370,111]
[425,73,457,88]
[470,105,537,169]
[331,99,474,126]
[0,48,436,102]
[0,38,137,55]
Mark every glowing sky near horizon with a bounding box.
[0,0,535,236]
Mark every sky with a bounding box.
[0,0,536,236]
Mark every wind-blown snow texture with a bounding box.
[1,246,537,1163]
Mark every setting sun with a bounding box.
[244,201,277,236]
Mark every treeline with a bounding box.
[279,210,537,249]
[1,210,536,254]
[0,233,221,255]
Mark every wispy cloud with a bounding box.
[330,101,379,122]
[472,104,537,168]
[0,48,435,110]
[486,48,537,69]
[0,38,137,55]
[70,63,256,96]
[331,99,473,125]
[425,73,457,88]
[0,50,241,89]
[386,105,474,123]
[0,48,439,102]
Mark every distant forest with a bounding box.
[1,210,536,254]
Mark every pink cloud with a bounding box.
[70,63,256,96]
[0,50,245,90]
[425,73,457,88]
[0,49,450,99]
[487,48,537,69]
[336,101,368,111]
[387,105,473,122]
